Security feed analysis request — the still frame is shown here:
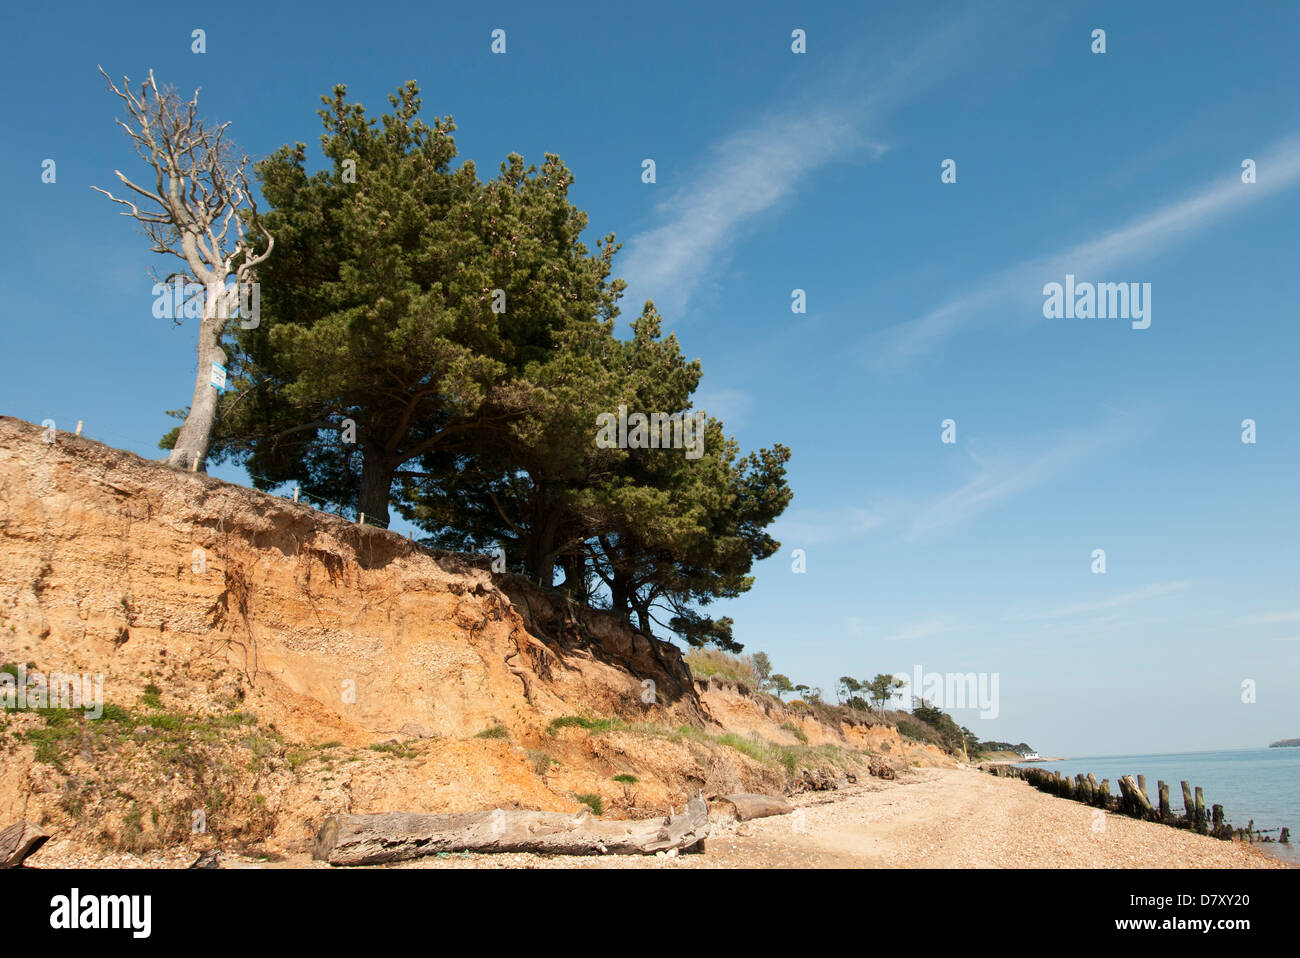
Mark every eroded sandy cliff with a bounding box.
[0,416,948,856]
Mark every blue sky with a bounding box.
[2,1,1297,756]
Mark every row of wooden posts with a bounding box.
[983,764,1289,844]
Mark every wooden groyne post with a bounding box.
[1118,775,1153,817]
[983,765,1241,842]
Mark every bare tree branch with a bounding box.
[93,65,274,472]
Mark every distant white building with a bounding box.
[1021,751,1041,760]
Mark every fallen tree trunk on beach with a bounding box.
[0,821,49,868]
[715,793,793,821]
[313,798,710,866]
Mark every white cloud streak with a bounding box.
[618,13,983,318]
[1236,609,1300,626]
[693,387,753,430]
[877,133,1300,360]
[619,109,881,318]
[1003,580,1191,623]
[883,619,958,642]
[905,410,1153,541]
[769,506,886,548]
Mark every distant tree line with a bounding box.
[688,650,1029,758]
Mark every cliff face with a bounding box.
[0,416,947,856]
[0,416,699,743]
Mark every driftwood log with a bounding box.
[313,798,710,866]
[0,821,50,868]
[715,793,793,821]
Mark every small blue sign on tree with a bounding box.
[210,361,227,392]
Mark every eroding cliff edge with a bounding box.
[0,416,948,857]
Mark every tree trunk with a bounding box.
[524,498,559,587]
[167,313,225,472]
[558,552,585,597]
[312,798,709,866]
[357,451,395,528]
[609,558,641,622]
[610,572,631,616]
[533,550,556,588]
[714,794,792,821]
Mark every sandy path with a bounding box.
[347,767,1289,869]
[26,767,1289,869]
[371,766,1287,869]
[691,767,1287,869]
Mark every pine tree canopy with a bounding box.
[206,81,792,652]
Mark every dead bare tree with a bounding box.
[92,67,273,472]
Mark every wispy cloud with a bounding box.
[904,409,1153,541]
[693,387,753,430]
[1003,580,1190,623]
[883,619,957,642]
[770,506,886,548]
[619,108,880,318]
[875,132,1300,360]
[777,409,1151,548]
[618,13,984,318]
[1236,609,1300,626]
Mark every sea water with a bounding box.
[1018,748,1300,864]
